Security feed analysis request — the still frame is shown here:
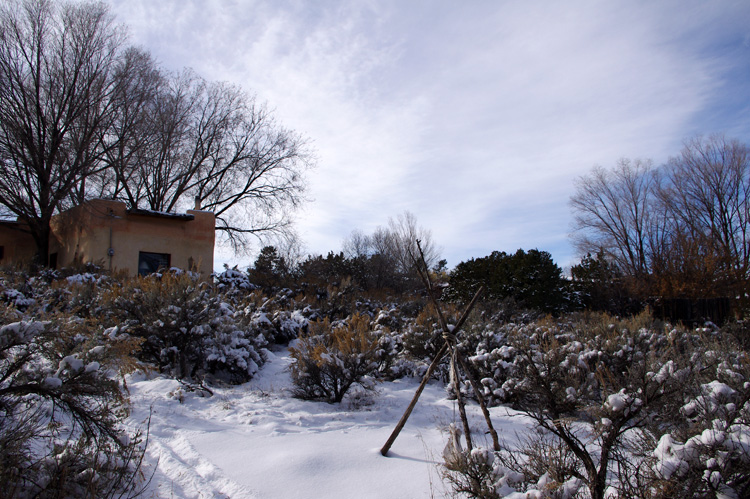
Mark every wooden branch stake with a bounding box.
[379,342,448,456]
[456,350,500,451]
[411,241,499,451]
[380,239,496,456]
[380,285,484,456]
[451,348,473,452]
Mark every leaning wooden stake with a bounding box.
[456,351,500,451]
[379,342,448,456]
[380,241,488,456]
[450,348,473,452]
[380,285,484,456]
[410,241,500,451]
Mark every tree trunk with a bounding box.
[28,220,51,267]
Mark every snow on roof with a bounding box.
[126,208,195,221]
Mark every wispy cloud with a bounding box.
[109,0,750,269]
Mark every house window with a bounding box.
[138,252,171,276]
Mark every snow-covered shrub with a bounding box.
[40,272,112,318]
[370,317,409,380]
[448,312,705,499]
[272,307,309,343]
[0,265,112,318]
[0,317,147,498]
[104,271,267,384]
[237,289,308,344]
[648,346,750,497]
[442,438,585,499]
[0,270,37,311]
[442,446,508,499]
[213,265,258,299]
[203,301,268,384]
[370,303,447,380]
[289,314,380,403]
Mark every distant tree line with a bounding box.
[0,0,313,265]
[247,211,443,295]
[246,215,580,317]
[286,134,748,323]
[570,135,750,320]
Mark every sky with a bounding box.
[107,0,750,271]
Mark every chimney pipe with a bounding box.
[194,196,201,210]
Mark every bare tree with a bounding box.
[339,211,441,292]
[660,134,750,291]
[342,212,439,270]
[570,159,661,280]
[0,0,126,264]
[101,68,313,252]
[199,100,312,251]
[386,211,440,273]
[341,229,371,259]
[571,137,750,301]
[88,47,163,205]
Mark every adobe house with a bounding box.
[0,199,215,277]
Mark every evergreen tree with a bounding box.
[249,246,290,289]
[447,249,570,313]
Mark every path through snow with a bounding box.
[127,347,529,498]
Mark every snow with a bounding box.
[43,376,63,388]
[66,273,98,284]
[606,390,628,412]
[127,346,530,498]
[55,355,84,376]
[0,320,45,345]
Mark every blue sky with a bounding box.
[108,0,750,271]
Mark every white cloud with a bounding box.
[108,0,750,269]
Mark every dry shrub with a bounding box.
[289,313,380,403]
[442,438,584,499]
[402,302,460,361]
[442,447,505,499]
[316,277,361,321]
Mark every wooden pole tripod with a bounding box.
[380,241,500,457]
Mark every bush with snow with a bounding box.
[0,270,38,311]
[226,287,310,345]
[401,302,460,365]
[0,265,113,318]
[0,314,147,498]
[289,314,381,403]
[213,265,258,298]
[649,346,750,497]
[104,271,267,384]
[446,312,721,498]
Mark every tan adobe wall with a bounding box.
[0,221,37,266]
[51,200,215,277]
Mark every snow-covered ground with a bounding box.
[127,346,530,498]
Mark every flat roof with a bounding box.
[126,208,195,221]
